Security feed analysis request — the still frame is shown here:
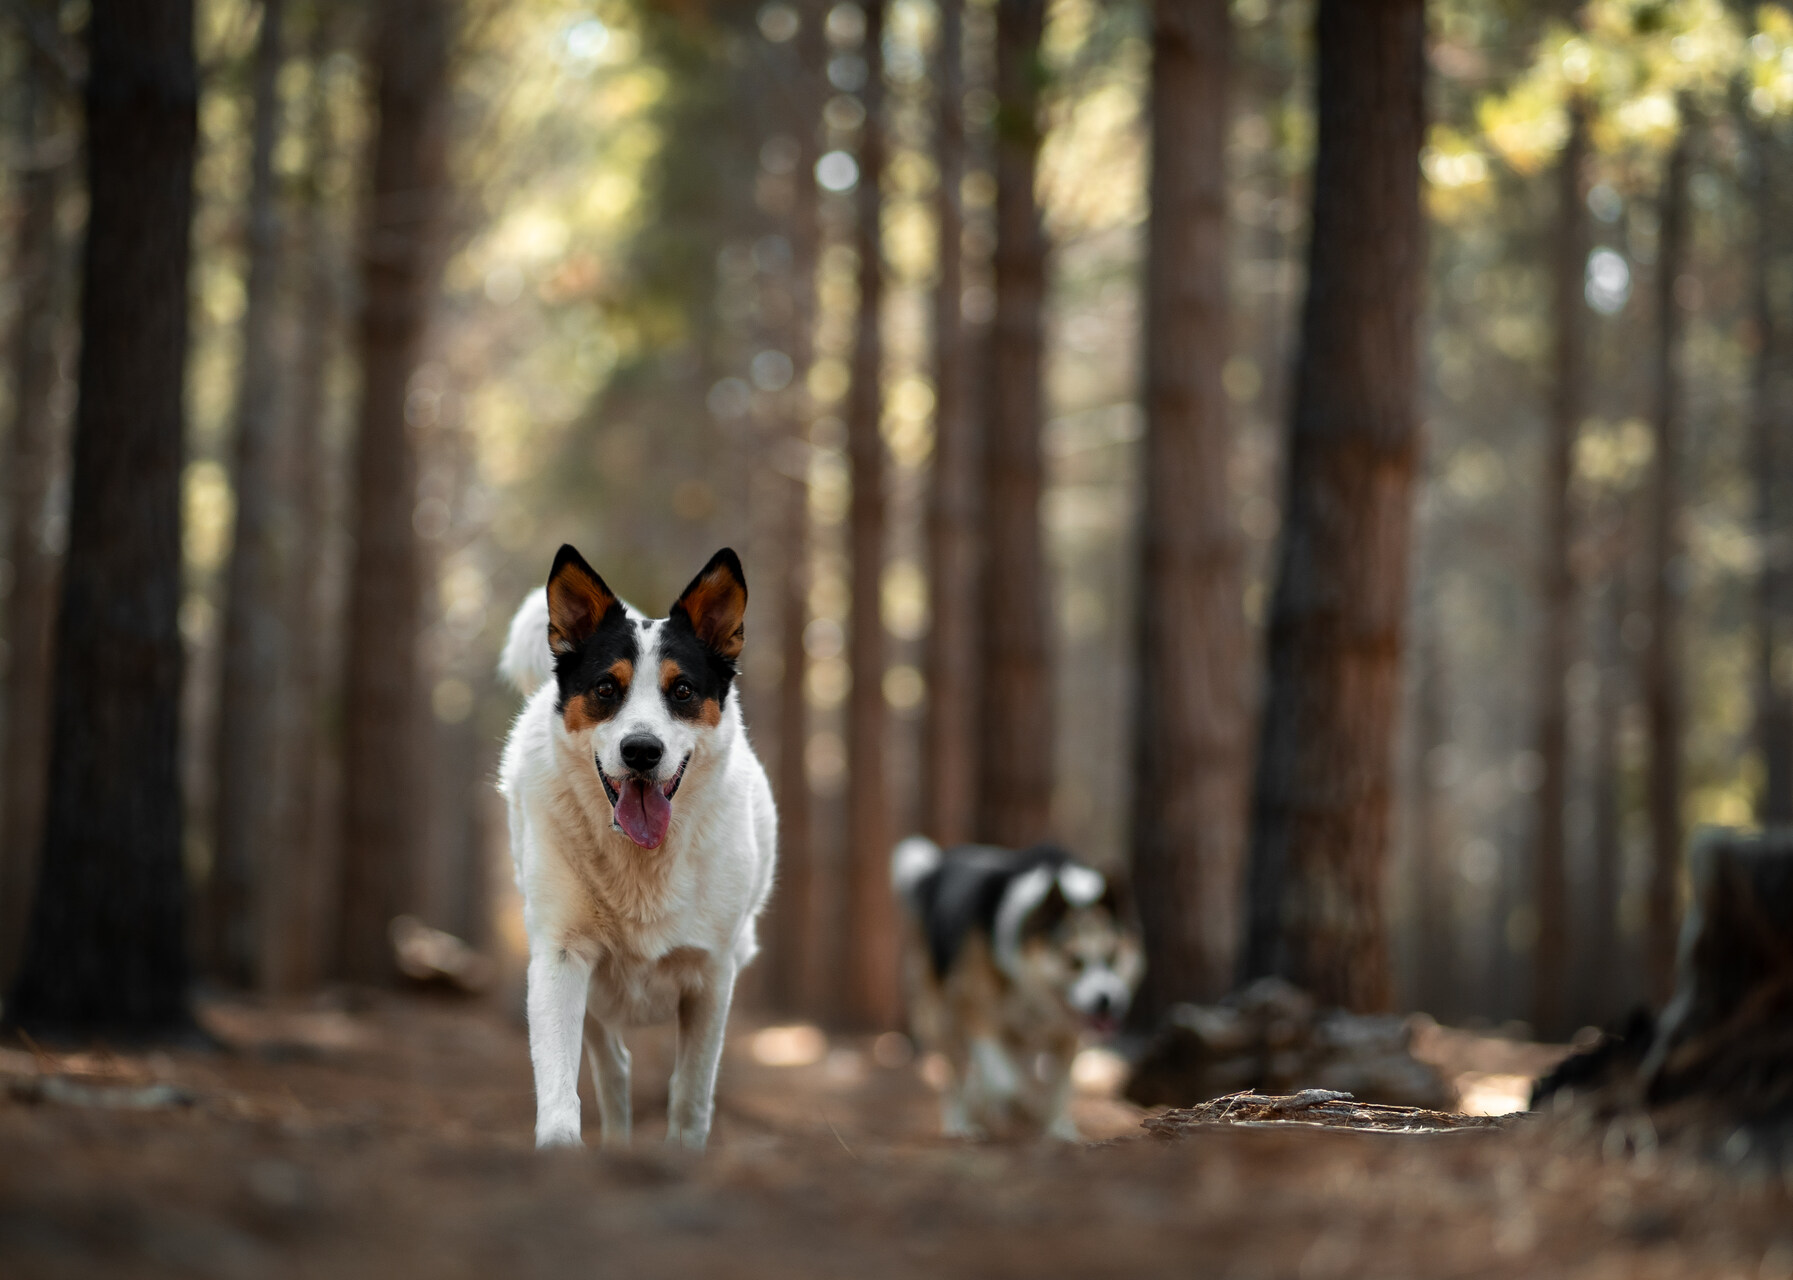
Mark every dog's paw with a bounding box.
[535,1125,584,1150]
[664,1124,709,1152]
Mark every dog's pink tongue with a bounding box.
[614,778,672,848]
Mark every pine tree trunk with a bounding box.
[0,5,67,989]
[1531,101,1588,1038]
[844,0,897,1029]
[263,1,345,994]
[1411,599,1455,1019]
[923,0,980,850]
[210,0,288,988]
[977,0,1052,850]
[1129,0,1248,1018]
[1581,571,1625,1024]
[6,0,198,1037]
[1239,0,1425,1012]
[337,0,452,985]
[1746,112,1793,825]
[761,0,824,1017]
[1645,118,1690,1006]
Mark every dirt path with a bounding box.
[0,994,1786,1278]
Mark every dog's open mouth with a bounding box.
[597,755,689,850]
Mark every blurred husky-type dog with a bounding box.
[498,545,776,1150]
[892,836,1142,1139]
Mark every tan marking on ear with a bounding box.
[676,566,746,659]
[547,557,617,653]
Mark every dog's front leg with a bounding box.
[665,960,735,1151]
[584,1017,632,1148]
[527,944,593,1148]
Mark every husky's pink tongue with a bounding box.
[614,777,672,848]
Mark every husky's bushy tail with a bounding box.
[498,588,554,696]
[891,834,943,906]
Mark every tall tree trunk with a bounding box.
[0,2,67,988]
[210,0,288,988]
[1582,570,1625,1024]
[1129,0,1247,1018]
[923,0,979,849]
[263,0,344,994]
[1410,593,1455,1019]
[844,0,896,1029]
[976,0,1052,849]
[764,0,824,1017]
[337,0,452,985]
[6,0,198,1037]
[1746,112,1793,825]
[1645,116,1690,1005]
[1531,101,1588,1038]
[1239,0,1425,1012]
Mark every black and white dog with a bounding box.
[892,836,1142,1140]
[498,546,776,1150]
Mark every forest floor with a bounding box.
[0,992,1787,1279]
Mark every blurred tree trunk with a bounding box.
[764,0,823,1017]
[1530,101,1588,1039]
[1581,571,1625,1024]
[0,2,67,989]
[6,0,197,1036]
[1745,111,1793,825]
[976,0,1052,850]
[210,0,288,989]
[844,0,896,1029]
[923,0,979,849]
[337,0,452,985]
[1410,598,1454,1020]
[1645,116,1690,1005]
[264,1,344,994]
[1239,0,1425,1012]
[1129,0,1247,1019]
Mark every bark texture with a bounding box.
[1531,103,1588,1038]
[1645,120,1690,1006]
[1746,112,1793,825]
[211,0,288,988]
[6,0,198,1036]
[844,0,898,1029]
[1240,0,1425,1012]
[923,0,980,848]
[0,2,66,988]
[264,1,345,994]
[765,0,824,1017]
[1129,0,1248,1017]
[337,0,452,985]
[977,0,1052,849]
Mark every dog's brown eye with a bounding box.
[672,680,694,702]
[596,679,618,699]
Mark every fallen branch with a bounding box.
[1143,1090,1516,1139]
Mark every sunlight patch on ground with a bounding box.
[1071,1047,1129,1096]
[749,1024,827,1067]
[1456,1071,1533,1116]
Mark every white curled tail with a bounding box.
[891,835,942,902]
[498,588,553,696]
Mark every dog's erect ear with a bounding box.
[546,544,619,655]
[671,548,747,661]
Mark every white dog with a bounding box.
[498,545,776,1150]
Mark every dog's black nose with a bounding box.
[620,734,663,773]
[1093,993,1115,1017]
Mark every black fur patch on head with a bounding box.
[660,548,748,715]
[656,619,736,721]
[907,843,1083,980]
[544,545,638,727]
